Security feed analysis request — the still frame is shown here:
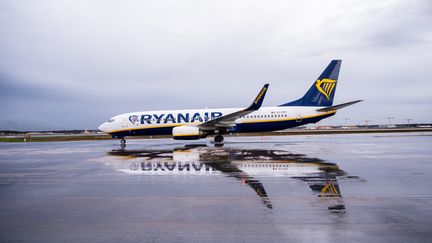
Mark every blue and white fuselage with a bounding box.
[98,60,361,144]
[99,106,335,138]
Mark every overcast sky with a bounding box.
[0,0,431,130]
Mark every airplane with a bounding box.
[98,60,362,148]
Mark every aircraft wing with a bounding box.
[205,160,273,209]
[199,84,269,130]
[316,100,363,112]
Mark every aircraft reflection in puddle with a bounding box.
[108,145,359,212]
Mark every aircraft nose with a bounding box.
[98,123,108,133]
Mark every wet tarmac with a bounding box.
[1,133,432,242]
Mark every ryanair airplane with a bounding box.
[99,60,361,148]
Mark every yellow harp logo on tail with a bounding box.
[316,78,337,100]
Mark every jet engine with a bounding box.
[172,126,206,140]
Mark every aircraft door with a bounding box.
[122,117,128,127]
[296,110,303,123]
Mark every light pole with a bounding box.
[344,118,350,127]
[387,117,394,127]
[365,120,371,128]
[407,118,412,127]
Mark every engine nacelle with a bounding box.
[172,126,205,140]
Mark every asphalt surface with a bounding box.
[1,133,432,242]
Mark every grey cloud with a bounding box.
[0,0,431,130]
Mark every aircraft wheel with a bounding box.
[214,135,224,143]
[120,139,126,149]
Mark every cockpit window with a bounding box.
[108,119,115,123]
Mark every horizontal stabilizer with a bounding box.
[316,100,363,112]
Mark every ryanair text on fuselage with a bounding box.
[139,112,223,124]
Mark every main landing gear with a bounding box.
[214,135,224,143]
[120,138,126,149]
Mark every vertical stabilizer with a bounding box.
[281,60,341,107]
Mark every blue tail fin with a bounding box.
[280,60,341,107]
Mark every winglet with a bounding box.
[246,84,269,111]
